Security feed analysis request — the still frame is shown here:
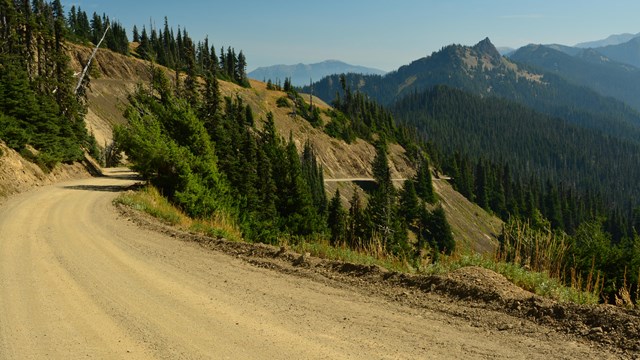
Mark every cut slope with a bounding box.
[0,142,91,203]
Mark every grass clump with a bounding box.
[114,185,242,242]
[424,252,599,304]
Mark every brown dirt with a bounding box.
[0,141,92,203]
[1,170,638,359]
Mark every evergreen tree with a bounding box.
[399,179,420,227]
[301,140,328,219]
[367,141,401,251]
[427,206,455,255]
[132,24,139,42]
[415,157,436,204]
[280,136,320,235]
[347,189,368,249]
[327,189,347,246]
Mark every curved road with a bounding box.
[0,169,615,359]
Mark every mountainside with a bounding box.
[248,60,386,87]
[393,85,640,214]
[510,44,640,112]
[575,32,640,48]
[67,44,500,253]
[595,36,640,68]
[306,38,640,144]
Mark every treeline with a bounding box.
[0,0,96,169]
[134,18,249,87]
[66,6,129,55]
[325,75,397,143]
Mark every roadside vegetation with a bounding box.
[115,185,606,305]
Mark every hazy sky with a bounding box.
[61,0,640,72]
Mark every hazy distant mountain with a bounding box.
[305,38,640,143]
[248,60,386,87]
[575,32,640,48]
[544,44,582,56]
[496,47,515,56]
[510,44,640,111]
[594,37,640,69]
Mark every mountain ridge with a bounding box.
[249,60,386,87]
[510,43,640,112]
[575,32,640,48]
[305,38,640,144]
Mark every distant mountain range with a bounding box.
[248,60,386,87]
[304,38,640,144]
[575,32,640,48]
[534,33,640,69]
[496,47,515,56]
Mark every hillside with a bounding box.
[67,44,500,253]
[0,142,92,203]
[510,44,640,112]
[595,36,640,68]
[248,60,386,87]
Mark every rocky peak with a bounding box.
[472,37,502,60]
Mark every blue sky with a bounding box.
[61,0,640,72]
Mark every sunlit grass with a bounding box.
[114,185,242,242]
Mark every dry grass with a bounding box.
[114,185,242,242]
[493,218,603,304]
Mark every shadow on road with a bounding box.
[63,183,143,193]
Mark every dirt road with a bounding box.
[0,169,623,359]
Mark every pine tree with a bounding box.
[280,135,320,235]
[327,189,347,246]
[415,157,436,204]
[301,140,327,219]
[474,159,489,210]
[367,141,401,251]
[427,206,455,254]
[347,189,367,249]
[399,179,420,227]
[132,25,139,42]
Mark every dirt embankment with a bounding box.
[0,142,92,203]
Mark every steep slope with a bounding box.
[510,44,640,112]
[249,60,386,87]
[392,85,640,212]
[71,45,501,253]
[0,142,91,203]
